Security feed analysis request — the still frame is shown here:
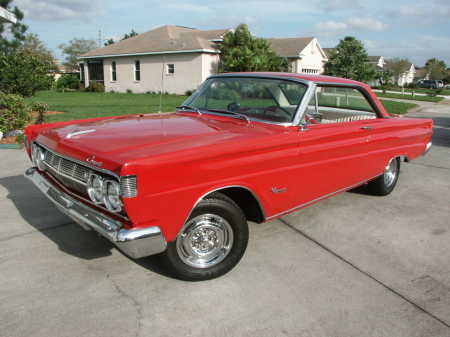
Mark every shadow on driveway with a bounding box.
[0,173,173,278]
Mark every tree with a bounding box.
[0,51,54,97]
[104,38,114,46]
[0,0,28,53]
[121,29,138,40]
[387,58,410,86]
[424,58,448,80]
[58,37,97,72]
[220,24,289,73]
[19,33,58,72]
[375,69,395,94]
[323,36,376,83]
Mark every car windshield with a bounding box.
[182,77,308,124]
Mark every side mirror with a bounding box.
[307,112,323,124]
[227,102,240,112]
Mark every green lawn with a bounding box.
[25,90,417,123]
[25,90,188,122]
[379,99,418,115]
[375,92,444,102]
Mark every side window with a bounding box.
[312,86,377,124]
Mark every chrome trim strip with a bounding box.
[265,175,381,221]
[24,167,167,258]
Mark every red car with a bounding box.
[24,73,433,281]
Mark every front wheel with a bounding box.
[368,157,401,196]
[162,192,249,281]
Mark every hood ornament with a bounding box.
[67,129,96,138]
[87,156,103,167]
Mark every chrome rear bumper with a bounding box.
[24,167,167,259]
[422,141,432,156]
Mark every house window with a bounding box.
[79,63,85,81]
[167,64,174,74]
[134,60,140,81]
[111,61,116,81]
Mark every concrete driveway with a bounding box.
[0,100,449,336]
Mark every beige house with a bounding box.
[79,25,230,95]
[79,25,327,95]
[370,56,416,86]
[269,37,328,74]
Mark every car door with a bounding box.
[294,85,374,207]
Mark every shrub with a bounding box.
[427,89,443,97]
[0,51,54,97]
[85,82,105,92]
[55,74,81,89]
[31,102,49,125]
[0,93,31,133]
[407,83,419,89]
[185,89,196,96]
[126,89,133,94]
[209,88,241,101]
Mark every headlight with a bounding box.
[103,180,123,212]
[87,173,104,204]
[31,144,46,171]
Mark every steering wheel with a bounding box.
[262,106,292,117]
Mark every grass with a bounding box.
[24,90,417,123]
[24,90,188,122]
[375,92,444,102]
[379,99,418,114]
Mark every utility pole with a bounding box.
[98,30,101,48]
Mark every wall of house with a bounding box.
[295,40,325,74]
[83,52,219,95]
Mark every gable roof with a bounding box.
[268,37,315,57]
[81,25,231,59]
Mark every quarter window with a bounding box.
[134,60,140,81]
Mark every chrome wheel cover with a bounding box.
[384,158,398,187]
[177,215,233,268]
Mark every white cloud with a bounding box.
[198,15,259,32]
[314,16,388,37]
[14,0,106,22]
[346,17,389,31]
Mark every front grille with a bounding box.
[44,149,92,196]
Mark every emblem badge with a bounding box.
[87,156,103,167]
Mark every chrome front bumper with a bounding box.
[24,167,167,259]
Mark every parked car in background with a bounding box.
[444,84,450,89]
[24,73,433,281]
[416,79,440,89]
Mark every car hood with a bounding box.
[35,112,289,171]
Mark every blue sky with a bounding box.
[8,0,450,67]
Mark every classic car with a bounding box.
[24,73,433,281]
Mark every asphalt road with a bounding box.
[1,99,449,336]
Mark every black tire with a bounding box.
[162,192,249,281]
[368,157,401,196]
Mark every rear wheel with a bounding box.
[162,192,249,281]
[368,157,401,196]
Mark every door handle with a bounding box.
[360,126,372,130]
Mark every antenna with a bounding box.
[158,56,166,114]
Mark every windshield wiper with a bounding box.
[176,105,202,115]
[205,109,250,124]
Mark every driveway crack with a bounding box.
[278,217,450,329]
